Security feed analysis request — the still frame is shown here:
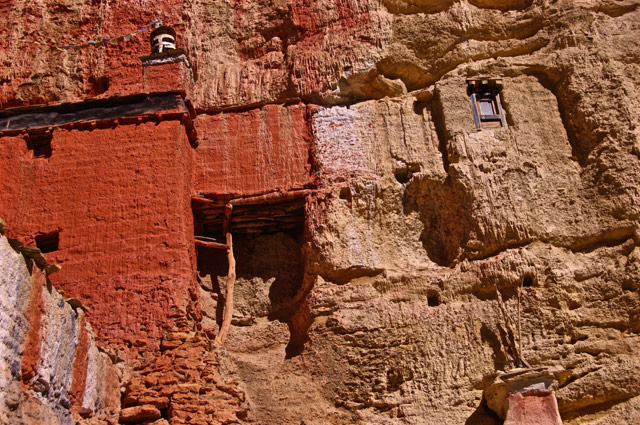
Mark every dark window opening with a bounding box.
[35,231,59,253]
[427,295,441,306]
[467,78,507,130]
[192,194,309,357]
[522,275,534,287]
[26,131,53,158]
[478,97,497,115]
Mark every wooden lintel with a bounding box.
[194,239,228,249]
[192,189,313,208]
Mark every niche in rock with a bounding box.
[35,230,59,253]
[193,196,306,324]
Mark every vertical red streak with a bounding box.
[21,269,45,385]
[70,314,90,412]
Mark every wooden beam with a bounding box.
[194,239,228,249]
[192,189,313,207]
[222,203,233,235]
[214,231,236,346]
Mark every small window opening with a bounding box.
[522,275,534,287]
[467,78,507,130]
[26,131,53,158]
[339,186,352,201]
[427,295,441,306]
[35,231,59,253]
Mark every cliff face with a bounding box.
[1,0,640,424]
[0,235,120,425]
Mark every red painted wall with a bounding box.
[0,99,314,356]
[192,103,313,197]
[0,120,195,354]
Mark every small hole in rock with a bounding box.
[428,296,440,306]
[339,187,352,201]
[35,231,59,253]
[394,168,411,184]
[88,75,110,96]
[523,276,534,287]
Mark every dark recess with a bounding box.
[27,131,53,158]
[35,231,59,253]
[88,76,110,96]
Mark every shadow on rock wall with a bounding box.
[403,172,473,266]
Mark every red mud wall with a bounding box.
[192,103,313,197]
[0,120,194,353]
[0,0,185,108]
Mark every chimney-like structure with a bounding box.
[483,367,564,425]
[140,24,195,97]
[150,26,177,53]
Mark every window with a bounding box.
[26,130,53,158]
[467,78,507,130]
[35,230,59,253]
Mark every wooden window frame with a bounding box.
[468,81,507,130]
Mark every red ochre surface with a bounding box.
[0,102,313,354]
[0,120,195,353]
[192,103,313,197]
[504,393,563,425]
[0,0,185,108]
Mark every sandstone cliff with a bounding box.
[1,0,640,424]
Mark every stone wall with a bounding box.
[0,234,120,425]
[1,0,640,424]
[0,120,196,356]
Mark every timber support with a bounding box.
[215,204,235,345]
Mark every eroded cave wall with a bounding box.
[301,74,640,423]
[0,0,639,424]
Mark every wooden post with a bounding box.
[517,285,523,366]
[215,204,235,345]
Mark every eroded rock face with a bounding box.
[0,235,120,425]
[1,0,640,424]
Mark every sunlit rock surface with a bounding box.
[1,0,640,423]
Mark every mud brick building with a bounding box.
[1,1,640,424]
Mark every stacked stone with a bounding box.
[120,310,245,425]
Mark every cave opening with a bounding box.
[427,295,441,306]
[192,194,308,345]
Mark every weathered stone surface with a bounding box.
[119,405,162,423]
[1,0,640,424]
[0,235,120,425]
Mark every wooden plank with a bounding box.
[192,189,312,207]
[215,232,236,346]
[194,239,228,249]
